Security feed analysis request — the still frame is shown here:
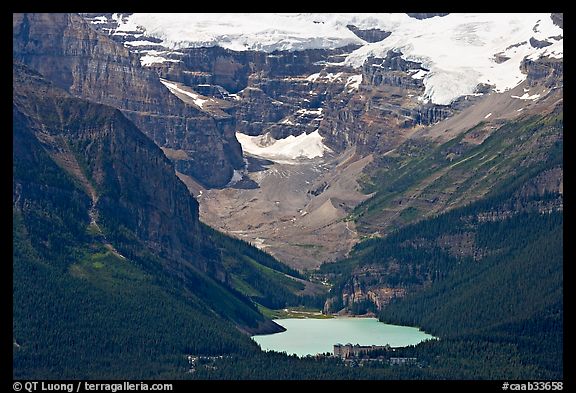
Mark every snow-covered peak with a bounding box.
[343,13,563,105]
[113,13,562,105]
[123,13,364,52]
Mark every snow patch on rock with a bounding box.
[141,55,181,66]
[236,130,331,163]
[345,74,362,91]
[511,92,541,100]
[160,79,209,107]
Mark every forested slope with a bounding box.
[12,63,317,378]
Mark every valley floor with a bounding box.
[194,147,373,271]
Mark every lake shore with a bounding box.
[251,317,435,357]
[261,305,380,320]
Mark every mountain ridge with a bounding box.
[12,12,564,380]
[13,61,330,377]
[87,13,562,105]
[13,12,243,188]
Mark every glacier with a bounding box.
[112,13,563,105]
[235,130,332,163]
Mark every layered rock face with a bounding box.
[13,62,292,335]
[13,13,242,187]
[521,56,563,88]
[156,44,455,159]
[323,270,408,315]
[318,51,455,157]
[155,45,363,140]
[13,63,204,266]
[80,13,457,159]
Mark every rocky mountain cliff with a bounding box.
[12,64,272,375]
[150,45,364,141]
[13,62,202,267]
[83,16,454,155]
[13,13,563,380]
[13,61,315,340]
[79,13,563,273]
[13,13,243,187]
[80,13,458,151]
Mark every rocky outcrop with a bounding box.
[529,37,553,49]
[318,52,452,156]
[323,266,411,314]
[366,50,426,74]
[346,25,391,43]
[406,13,449,20]
[341,277,407,310]
[234,86,292,136]
[520,56,563,88]
[362,52,427,89]
[13,13,242,188]
[13,62,204,267]
[172,47,252,93]
[409,104,453,127]
[551,13,563,29]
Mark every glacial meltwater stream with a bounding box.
[251,318,434,357]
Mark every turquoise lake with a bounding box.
[252,317,435,357]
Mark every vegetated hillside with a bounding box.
[378,210,562,379]
[322,107,563,309]
[321,203,562,379]
[12,63,316,379]
[319,109,563,377]
[352,99,563,236]
[350,51,562,238]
